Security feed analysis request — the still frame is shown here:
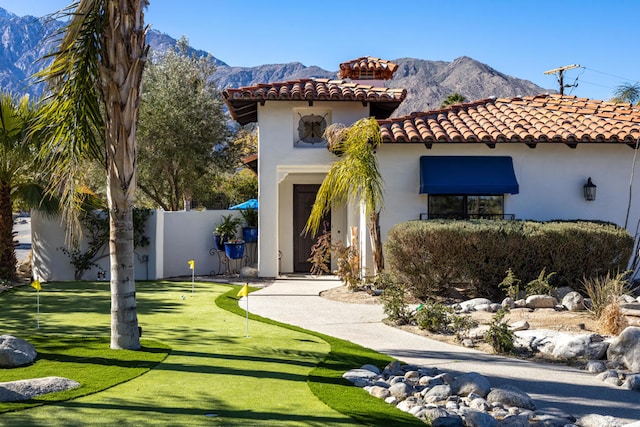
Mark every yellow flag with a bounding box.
[237,284,249,298]
[31,279,41,291]
[188,260,195,270]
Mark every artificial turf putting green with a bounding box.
[0,281,423,426]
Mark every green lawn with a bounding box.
[0,281,423,426]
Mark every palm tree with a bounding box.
[0,94,37,280]
[34,0,148,350]
[611,82,640,105]
[440,92,467,108]
[304,117,385,273]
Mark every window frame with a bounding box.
[428,194,505,219]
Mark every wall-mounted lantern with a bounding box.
[583,177,597,201]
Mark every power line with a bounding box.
[581,67,637,84]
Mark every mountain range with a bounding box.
[0,7,550,117]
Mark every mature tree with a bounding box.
[0,94,43,280]
[440,92,467,108]
[611,82,640,105]
[304,117,385,273]
[35,0,148,350]
[136,37,231,210]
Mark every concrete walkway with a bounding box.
[246,278,640,423]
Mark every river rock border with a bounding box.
[343,360,639,426]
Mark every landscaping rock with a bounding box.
[623,374,640,391]
[239,266,258,278]
[451,372,491,398]
[514,330,607,360]
[343,361,633,426]
[459,407,497,427]
[606,326,640,373]
[0,377,80,402]
[424,384,452,402]
[584,360,607,373]
[0,335,36,368]
[389,381,412,400]
[458,298,493,313]
[509,320,529,332]
[342,368,377,387]
[424,407,463,426]
[525,295,557,309]
[486,385,535,410]
[562,291,585,312]
[501,297,515,309]
[552,286,574,301]
[576,414,625,427]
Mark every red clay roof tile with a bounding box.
[379,94,640,146]
[338,57,399,80]
[223,78,406,125]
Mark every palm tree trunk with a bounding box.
[102,0,147,350]
[368,210,384,274]
[0,181,16,281]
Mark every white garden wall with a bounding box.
[31,209,247,282]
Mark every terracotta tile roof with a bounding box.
[379,94,640,148]
[338,56,398,80]
[223,78,407,125]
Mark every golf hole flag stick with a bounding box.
[188,259,195,294]
[237,284,250,337]
[31,279,42,328]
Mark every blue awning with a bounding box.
[419,156,519,195]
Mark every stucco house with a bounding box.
[223,56,640,278]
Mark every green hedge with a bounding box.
[384,219,633,300]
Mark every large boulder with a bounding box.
[606,326,640,372]
[457,298,493,313]
[561,291,585,311]
[450,372,491,398]
[514,330,607,360]
[0,335,37,368]
[486,385,536,410]
[0,377,80,402]
[525,295,557,309]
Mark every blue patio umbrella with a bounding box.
[229,199,258,210]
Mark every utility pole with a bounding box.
[544,64,581,95]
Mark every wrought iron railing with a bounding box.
[419,213,516,220]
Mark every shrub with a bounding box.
[385,220,633,300]
[599,301,629,335]
[484,307,514,354]
[380,278,412,324]
[415,300,454,333]
[498,268,522,300]
[582,271,634,319]
[332,241,361,290]
[451,315,478,342]
[524,268,557,296]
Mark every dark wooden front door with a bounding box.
[293,184,329,272]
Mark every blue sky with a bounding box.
[1,0,638,102]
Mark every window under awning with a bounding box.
[419,156,519,195]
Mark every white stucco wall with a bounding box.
[257,101,370,277]
[31,210,247,282]
[376,143,640,242]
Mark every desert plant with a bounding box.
[499,268,522,300]
[525,268,557,296]
[332,241,361,290]
[599,301,629,335]
[240,208,258,228]
[451,315,479,342]
[215,214,242,242]
[415,300,454,333]
[582,271,634,319]
[484,307,514,354]
[308,230,331,276]
[380,279,412,324]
